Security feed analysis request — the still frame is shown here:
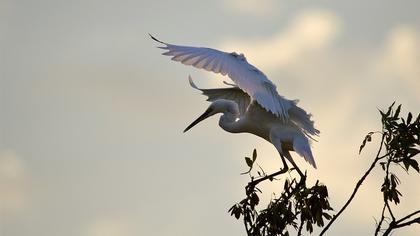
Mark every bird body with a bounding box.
[151,35,319,172]
[184,78,317,169]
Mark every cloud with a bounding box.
[82,218,135,236]
[225,0,278,16]
[0,150,29,213]
[374,25,420,88]
[219,9,341,71]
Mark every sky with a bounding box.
[1,0,419,235]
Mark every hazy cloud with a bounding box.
[225,0,279,16]
[374,25,420,90]
[82,218,135,236]
[0,150,29,213]
[219,9,341,71]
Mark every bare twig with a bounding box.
[382,216,420,236]
[247,167,288,188]
[297,220,304,236]
[375,204,387,236]
[395,210,420,224]
[385,201,396,222]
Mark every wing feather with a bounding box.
[188,76,251,115]
[181,51,208,65]
[203,54,218,71]
[151,35,292,120]
[192,56,209,69]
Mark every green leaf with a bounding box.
[359,132,373,154]
[306,222,313,233]
[407,112,413,124]
[251,192,260,206]
[394,104,402,119]
[379,109,385,118]
[245,157,253,168]
[228,204,242,219]
[323,212,332,220]
[252,149,257,161]
[386,102,395,117]
[284,179,289,190]
[402,159,410,171]
[408,159,419,173]
[408,147,420,158]
[380,162,386,171]
[390,174,399,186]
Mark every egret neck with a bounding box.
[217,100,244,133]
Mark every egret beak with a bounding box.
[184,107,214,133]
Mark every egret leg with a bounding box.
[284,151,305,178]
[250,130,305,187]
[279,153,289,172]
[270,130,305,178]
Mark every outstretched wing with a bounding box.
[151,35,293,120]
[188,76,251,115]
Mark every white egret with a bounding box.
[151,35,319,176]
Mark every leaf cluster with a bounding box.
[229,150,333,236]
[294,180,333,233]
[380,103,420,172]
[230,103,419,236]
[358,103,420,235]
[378,103,420,204]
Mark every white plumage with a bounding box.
[150,34,292,121]
[151,35,320,174]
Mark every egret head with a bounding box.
[183,99,239,133]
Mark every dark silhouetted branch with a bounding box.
[382,214,420,236]
[374,204,387,236]
[396,210,420,224]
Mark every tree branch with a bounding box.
[374,204,387,236]
[382,216,420,236]
[394,217,420,228]
[297,219,304,236]
[385,201,395,222]
[247,168,288,188]
[396,210,420,225]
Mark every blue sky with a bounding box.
[1,0,419,235]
